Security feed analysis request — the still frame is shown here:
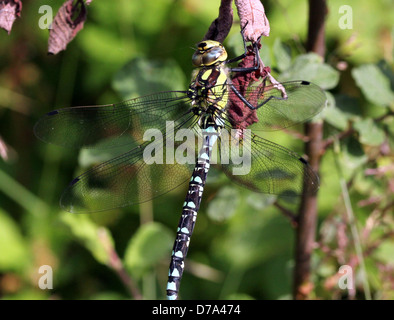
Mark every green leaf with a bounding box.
[324,93,362,130]
[273,38,292,72]
[113,57,186,99]
[60,213,112,265]
[0,209,30,272]
[279,53,340,89]
[340,137,368,178]
[374,240,394,264]
[246,193,276,210]
[323,92,346,130]
[377,60,394,88]
[334,94,363,119]
[352,64,394,107]
[124,222,173,277]
[353,118,386,146]
[352,168,385,197]
[207,186,240,222]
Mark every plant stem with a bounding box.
[293,0,327,300]
[293,121,323,299]
[333,142,372,300]
[97,228,142,300]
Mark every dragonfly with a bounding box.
[34,31,326,300]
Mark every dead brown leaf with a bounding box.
[48,0,89,55]
[0,0,22,34]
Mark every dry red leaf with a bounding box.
[224,0,273,130]
[0,0,22,34]
[48,0,89,55]
[235,0,270,42]
[228,44,271,130]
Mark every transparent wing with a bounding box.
[227,80,327,131]
[36,80,325,212]
[60,123,203,213]
[218,131,319,197]
[34,81,326,149]
[34,91,192,149]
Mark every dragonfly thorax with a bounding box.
[189,40,230,118]
[188,62,229,127]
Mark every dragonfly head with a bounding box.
[192,40,228,67]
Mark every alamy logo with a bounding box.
[38,265,53,290]
[338,5,353,30]
[38,5,53,30]
[338,265,354,290]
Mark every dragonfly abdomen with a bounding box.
[166,127,217,300]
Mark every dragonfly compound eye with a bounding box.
[192,41,228,67]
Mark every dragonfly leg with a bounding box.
[228,41,261,73]
[225,22,250,64]
[226,22,261,73]
[230,83,288,111]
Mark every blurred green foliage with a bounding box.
[0,0,393,300]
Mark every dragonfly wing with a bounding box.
[228,80,327,131]
[219,132,319,197]
[34,91,192,149]
[61,137,200,213]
